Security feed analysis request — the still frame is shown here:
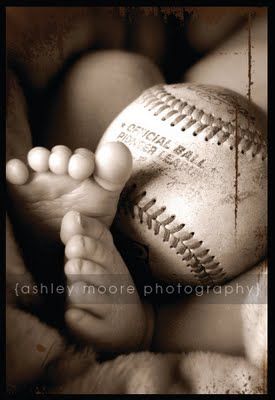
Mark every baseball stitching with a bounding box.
[116,84,266,285]
[138,85,266,160]
[118,184,226,286]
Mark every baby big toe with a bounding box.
[94,141,132,192]
[60,211,111,246]
[6,159,29,185]
[66,278,109,314]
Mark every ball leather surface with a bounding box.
[100,83,267,285]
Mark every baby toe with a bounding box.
[6,159,29,185]
[65,258,106,283]
[65,235,111,267]
[51,145,72,153]
[27,147,51,172]
[60,211,111,246]
[65,234,86,259]
[49,145,72,175]
[94,141,132,191]
[60,211,82,244]
[68,148,95,180]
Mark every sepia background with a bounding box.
[6,7,267,394]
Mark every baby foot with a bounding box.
[6,142,132,238]
[60,210,152,352]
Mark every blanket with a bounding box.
[6,217,267,395]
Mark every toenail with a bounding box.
[72,211,82,226]
[74,148,94,159]
[51,145,72,155]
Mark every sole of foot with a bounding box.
[61,210,147,352]
[6,141,132,239]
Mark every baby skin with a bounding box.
[6,143,132,238]
[6,142,153,353]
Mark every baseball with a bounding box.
[99,83,267,285]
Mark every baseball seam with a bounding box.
[139,85,266,160]
[118,185,227,285]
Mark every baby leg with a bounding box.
[185,13,267,113]
[45,50,164,151]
